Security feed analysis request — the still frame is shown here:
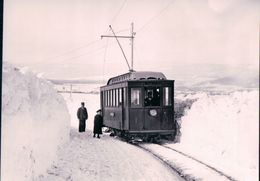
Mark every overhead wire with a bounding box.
[102,38,109,82]
[130,0,175,71]
[58,43,111,64]
[110,0,128,26]
[34,0,130,75]
[41,0,127,68]
[136,0,175,33]
[27,39,106,68]
[37,0,128,66]
[102,0,128,78]
[33,38,102,67]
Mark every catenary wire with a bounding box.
[137,0,175,33]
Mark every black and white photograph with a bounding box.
[1,0,259,180]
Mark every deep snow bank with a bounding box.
[1,63,70,181]
[173,90,259,181]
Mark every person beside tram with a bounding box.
[77,102,88,132]
[93,109,103,138]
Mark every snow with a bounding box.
[171,90,259,181]
[1,63,71,181]
[141,143,231,181]
[60,92,101,130]
[55,82,259,181]
[57,85,259,181]
[2,62,258,180]
[37,129,183,181]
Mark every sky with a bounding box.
[3,0,259,80]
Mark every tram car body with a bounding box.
[100,71,175,140]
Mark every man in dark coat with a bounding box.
[77,102,88,132]
[93,109,103,138]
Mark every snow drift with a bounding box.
[1,63,70,181]
[173,90,259,181]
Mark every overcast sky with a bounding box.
[3,0,259,80]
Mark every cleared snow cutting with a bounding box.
[1,63,70,181]
[1,63,258,181]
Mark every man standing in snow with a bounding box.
[93,109,103,138]
[77,102,88,132]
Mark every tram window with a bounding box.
[131,88,141,107]
[113,89,116,107]
[118,89,120,106]
[163,87,172,106]
[107,91,109,106]
[112,89,114,107]
[110,90,112,107]
[105,91,107,107]
[144,88,160,106]
[102,91,105,107]
[104,91,106,106]
[123,88,127,107]
[107,91,109,107]
[106,91,109,106]
[109,90,112,107]
[115,89,118,107]
[118,88,122,106]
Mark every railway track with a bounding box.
[134,142,238,181]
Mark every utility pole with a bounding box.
[101,23,135,72]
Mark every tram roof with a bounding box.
[107,71,167,85]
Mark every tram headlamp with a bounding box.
[149,109,157,117]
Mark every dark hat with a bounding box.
[96,109,101,113]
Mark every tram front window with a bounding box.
[163,87,172,106]
[144,88,160,106]
[131,88,141,107]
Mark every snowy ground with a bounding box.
[33,92,183,181]
[2,65,258,181]
[57,86,259,181]
[37,128,183,181]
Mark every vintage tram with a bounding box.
[100,71,176,142]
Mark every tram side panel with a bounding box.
[101,84,127,131]
[143,108,162,130]
[129,108,144,131]
[103,107,123,130]
[122,87,129,131]
[161,107,174,130]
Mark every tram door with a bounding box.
[120,87,126,130]
[161,86,174,130]
[129,87,144,131]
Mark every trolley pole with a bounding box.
[101,23,135,72]
[130,22,134,72]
